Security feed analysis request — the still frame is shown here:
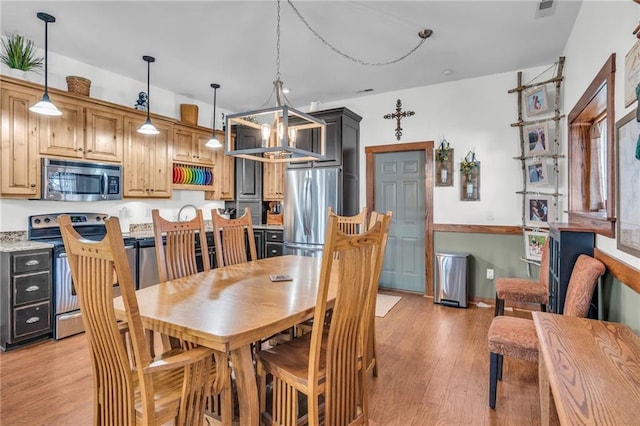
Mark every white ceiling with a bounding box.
[1,1,583,112]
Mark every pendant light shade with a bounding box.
[205,83,222,149]
[137,55,159,135]
[30,12,62,116]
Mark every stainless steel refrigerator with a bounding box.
[283,168,340,257]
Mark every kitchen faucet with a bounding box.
[176,204,197,222]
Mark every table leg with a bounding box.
[231,345,259,426]
[539,355,559,426]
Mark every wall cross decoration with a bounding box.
[384,99,415,141]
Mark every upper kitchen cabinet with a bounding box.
[172,124,215,166]
[205,131,234,201]
[0,82,40,198]
[38,94,124,163]
[263,162,284,200]
[234,126,262,200]
[287,107,362,169]
[123,115,172,198]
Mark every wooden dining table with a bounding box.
[533,311,640,425]
[113,255,335,426]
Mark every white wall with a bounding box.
[561,0,640,269]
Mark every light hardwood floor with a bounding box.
[0,292,539,425]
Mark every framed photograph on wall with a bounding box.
[525,159,550,186]
[525,194,553,228]
[616,109,640,256]
[624,41,640,108]
[523,122,551,156]
[524,86,550,117]
[524,230,548,261]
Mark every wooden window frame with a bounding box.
[567,54,616,237]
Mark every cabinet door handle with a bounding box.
[26,317,40,324]
[271,249,277,254]
[25,285,40,292]
[77,147,83,152]
[30,184,36,188]
[25,260,40,266]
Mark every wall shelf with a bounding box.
[172,163,214,191]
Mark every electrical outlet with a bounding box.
[486,269,494,280]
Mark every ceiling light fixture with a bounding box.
[29,12,62,116]
[205,83,222,149]
[137,55,159,135]
[225,0,326,163]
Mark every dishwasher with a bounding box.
[137,237,162,289]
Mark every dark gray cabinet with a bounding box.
[287,107,361,170]
[1,248,53,350]
[548,225,596,318]
[235,127,262,200]
[265,229,284,258]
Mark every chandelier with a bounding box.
[225,0,326,163]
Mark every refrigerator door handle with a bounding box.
[303,175,312,236]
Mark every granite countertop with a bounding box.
[0,231,54,253]
[127,221,283,240]
[0,222,284,252]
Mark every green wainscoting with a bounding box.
[601,275,640,333]
[433,231,535,301]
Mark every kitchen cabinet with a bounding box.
[287,107,361,169]
[263,162,284,200]
[0,248,53,351]
[39,94,123,163]
[235,127,262,200]
[264,229,283,258]
[123,115,172,198]
[548,225,596,318]
[0,83,40,198]
[205,131,235,201]
[172,124,215,166]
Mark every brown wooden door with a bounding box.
[84,106,123,162]
[150,120,172,197]
[0,86,40,197]
[38,95,84,159]
[263,162,284,200]
[173,127,195,164]
[123,116,151,197]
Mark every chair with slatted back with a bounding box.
[151,209,232,424]
[59,214,214,426]
[329,206,368,235]
[363,210,393,378]
[487,254,605,409]
[211,207,257,267]
[257,214,387,426]
[494,238,550,316]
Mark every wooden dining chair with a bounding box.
[151,209,233,424]
[494,238,550,316]
[58,214,214,426]
[211,207,257,267]
[329,205,368,235]
[363,210,393,378]
[257,214,386,426]
[487,254,605,409]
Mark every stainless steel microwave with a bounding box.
[42,158,122,201]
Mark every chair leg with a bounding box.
[541,303,547,312]
[494,297,505,316]
[489,352,499,409]
[497,354,503,380]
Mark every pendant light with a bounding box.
[137,55,159,135]
[205,83,222,149]
[29,12,62,116]
[225,0,326,163]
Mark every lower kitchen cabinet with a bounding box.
[265,229,284,258]
[0,248,53,351]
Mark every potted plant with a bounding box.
[0,33,43,77]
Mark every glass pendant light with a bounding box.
[205,83,222,149]
[30,12,62,116]
[137,55,159,135]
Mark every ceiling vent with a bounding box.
[535,0,556,18]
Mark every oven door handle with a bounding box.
[101,173,108,200]
[58,252,67,259]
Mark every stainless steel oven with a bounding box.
[41,158,122,201]
[28,213,137,340]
